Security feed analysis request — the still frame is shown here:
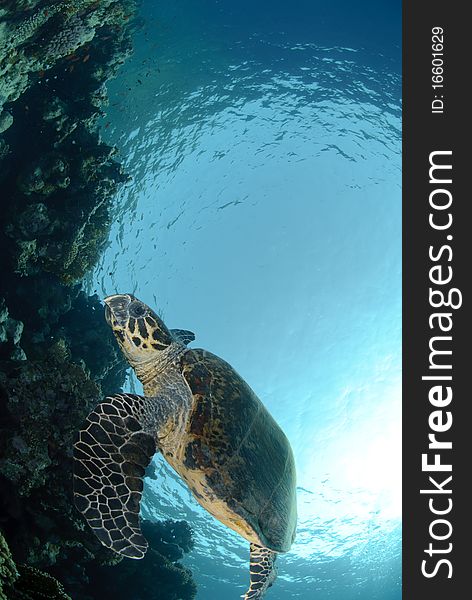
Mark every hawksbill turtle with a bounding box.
[73,294,297,599]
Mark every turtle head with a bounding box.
[104,294,173,367]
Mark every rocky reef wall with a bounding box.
[0,2,197,598]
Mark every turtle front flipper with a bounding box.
[243,544,278,599]
[170,328,195,345]
[73,393,158,559]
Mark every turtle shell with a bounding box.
[179,348,297,553]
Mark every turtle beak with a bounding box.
[104,294,133,327]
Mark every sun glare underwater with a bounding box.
[89,1,402,598]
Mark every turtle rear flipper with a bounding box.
[242,544,278,599]
[73,393,157,559]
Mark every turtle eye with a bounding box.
[129,301,147,318]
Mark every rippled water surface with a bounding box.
[92,1,402,598]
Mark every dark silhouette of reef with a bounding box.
[0,2,197,598]
[2,531,71,599]
[47,520,196,600]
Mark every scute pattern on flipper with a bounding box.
[73,393,156,559]
[243,544,278,600]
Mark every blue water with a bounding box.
[92,1,402,598]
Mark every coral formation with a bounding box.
[11,565,72,600]
[0,530,18,600]
[1,0,133,283]
[0,1,136,111]
[0,357,101,495]
[43,15,96,64]
[1,531,72,600]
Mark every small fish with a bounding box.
[137,79,142,84]
[68,65,75,73]
[82,54,90,63]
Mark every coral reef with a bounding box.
[0,1,136,111]
[1,0,135,283]
[43,14,96,64]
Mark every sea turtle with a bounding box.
[73,294,297,599]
